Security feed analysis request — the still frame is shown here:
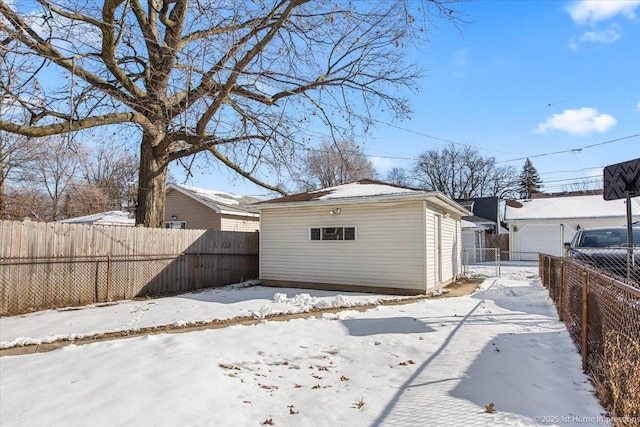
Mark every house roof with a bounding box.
[167,184,261,217]
[504,194,640,222]
[462,219,491,230]
[463,215,496,226]
[459,196,499,223]
[255,179,471,216]
[57,211,135,226]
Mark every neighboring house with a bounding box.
[504,194,640,260]
[457,197,508,261]
[456,197,502,234]
[255,179,471,295]
[57,210,135,226]
[461,219,490,262]
[165,183,261,231]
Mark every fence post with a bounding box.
[581,271,589,372]
[558,261,565,322]
[196,253,201,290]
[547,257,552,289]
[462,249,466,276]
[106,255,112,302]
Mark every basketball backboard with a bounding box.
[603,158,640,201]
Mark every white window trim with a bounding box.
[309,226,357,241]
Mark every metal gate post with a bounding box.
[106,255,112,302]
[581,271,589,372]
[558,261,565,322]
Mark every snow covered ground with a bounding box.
[0,281,415,349]
[0,264,609,426]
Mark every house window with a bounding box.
[309,226,356,241]
[165,221,186,229]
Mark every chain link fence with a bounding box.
[566,247,639,283]
[0,253,258,316]
[540,254,640,423]
[462,248,501,277]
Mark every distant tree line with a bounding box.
[385,143,544,200]
[295,139,544,200]
[0,135,138,222]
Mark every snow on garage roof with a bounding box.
[315,180,417,200]
[255,180,471,216]
[504,194,640,221]
[256,179,418,205]
[57,210,135,226]
[167,183,261,216]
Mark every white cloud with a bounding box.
[636,102,640,112]
[535,107,617,135]
[567,37,579,51]
[567,0,640,25]
[579,25,621,44]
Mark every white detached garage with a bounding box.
[255,180,470,295]
[504,194,640,260]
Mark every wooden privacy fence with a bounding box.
[0,220,259,315]
[539,253,640,421]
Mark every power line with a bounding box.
[497,134,640,163]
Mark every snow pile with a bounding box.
[251,292,377,319]
[429,288,450,297]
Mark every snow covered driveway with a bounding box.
[0,266,606,426]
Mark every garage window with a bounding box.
[165,221,186,229]
[310,226,356,241]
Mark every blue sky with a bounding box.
[178,0,639,197]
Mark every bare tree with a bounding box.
[62,140,138,218]
[0,0,460,226]
[413,143,518,199]
[386,167,414,188]
[80,139,138,210]
[18,136,83,221]
[0,132,40,218]
[0,28,41,218]
[3,186,49,221]
[293,140,378,191]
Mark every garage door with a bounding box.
[517,224,563,260]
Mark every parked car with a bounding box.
[565,224,640,282]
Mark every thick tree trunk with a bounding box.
[135,136,168,227]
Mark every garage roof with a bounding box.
[255,179,471,216]
[504,194,640,221]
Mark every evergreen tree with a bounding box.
[518,158,543,198]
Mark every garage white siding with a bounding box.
[260,202,426,291]
[441,215,461,280]
[425,209,436,289]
